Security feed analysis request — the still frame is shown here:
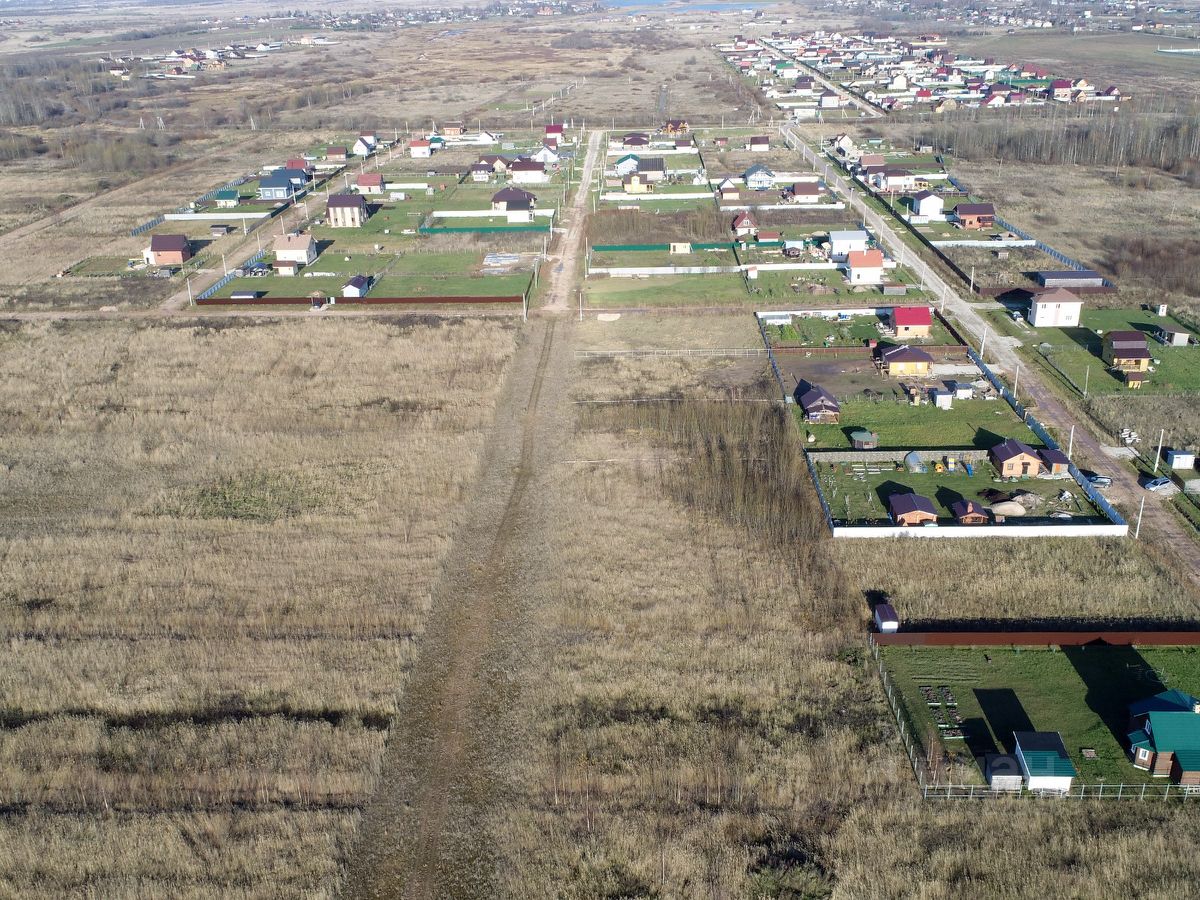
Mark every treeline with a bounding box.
[50,130,180,174]
[0,131,46,162]
[915,108,1200,180]
[1102,235,1200,295]
[0,58,135,127]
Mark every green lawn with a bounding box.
[590,248,736,268]
[802,399,1044,450]
[584,273,749,308]
[69,256,145,276]
[882,646,1200,785]
[1032,308,1200,395]
[767,313,957,347]
[748,267,927,302]
[370,273,529,298]
[814,460,1103,525]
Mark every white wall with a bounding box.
[830,523,1129,539]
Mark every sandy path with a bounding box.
[339,312,570,898]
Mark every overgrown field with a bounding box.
[0,316,517,896]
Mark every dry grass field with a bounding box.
[477,326,1200,897]
[0,315,517,897]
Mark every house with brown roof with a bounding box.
[510,160,548,184]
[409,139,432,159]
[1103,331,1151,374]
[952,203,996,230]
[731,212,758,238]
[143,234,191,267]
[273,233,318,266]
[796,383,840,423]
[878,344,932,377]
[845,249,885,285]
[622,173,654,194]
[356,173,385,194]
[326,146,348,162]
[888,493,938,526]
[491,187,537,212]
[950,499,989,525]
[990,438,1042,478]
[661,119,689,134]
[326,193,367,228]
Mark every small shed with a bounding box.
[950,499,989,525]
[1167,449,1196,471]
[1039,448,1070,476]
[985,754,1024,791]
[873,603,899,633]
[1157,328,1191,347]
[1014,731,1077,792]
[931,389,953,410]
[850,430,879,450]
[903,450,927,473]
[888,492,938,526]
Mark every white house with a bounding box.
[510,160,549,184]
[613,154,640,177]
[845,249,885,285]
[273,233,318,266]
[912,190,944,219]
[1028,287,1083,328]
[1014,732,1076,793]
[743,164,775,192]
[530,145,561,165]
[342,275,370,298]
[828,229,870,260]
[409,140,432,158]
[351,136,376,157]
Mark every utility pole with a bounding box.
[578,289,583,322]
[1013,362,1020,401]
[1067,425,1075,460]
[1153,429,1165,473]
[186,277,193,304]
[1083,365,1090,397]
[1135,495,1146,539]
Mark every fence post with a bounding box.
[1141,782,1147,801]
[1117,784,1123,800]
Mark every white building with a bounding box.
[1028,287,1083,328]
[273,233,318,266]
[1014,732,1076,793]
[912,190,944,219]
[828,229,870,260]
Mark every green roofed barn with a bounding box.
[1014,731,1077,792]
[1127,689,1200,784]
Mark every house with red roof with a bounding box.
[889,306,932,339]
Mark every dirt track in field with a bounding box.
[339,310,569,899]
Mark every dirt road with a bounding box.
[339,316,569,899]
[782,125,1200,589]
[542,129,602,312]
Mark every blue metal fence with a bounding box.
[130,215,165,238]
[967,348,1127,526]
[196,248,267,301]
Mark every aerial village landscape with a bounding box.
[1,0,1200,896]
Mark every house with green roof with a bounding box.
[213,189,240,209]
[1014,731,1077,792]
[1127,689,1200,784]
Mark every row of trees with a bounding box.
[913,105,1200,180]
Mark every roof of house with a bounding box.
[212,189,239,200]
[258,172,295,189]
[493,187,536,204]
[510,160,545,171]
[410,139,431,148]
[272,259,299,269]
[357,173,383,186]
[1130,689,1199,718]
[149,234,189,252]
[749,135,770,145]
[326,145,347,155]
[991,437,1039,463]
[545,123,564,133]
[874,602,898,622]
[1032,286,1082,305]
[881,345,933,364]
[1039,448,1070,467]
[1146,711,1200,754]
[273,234,315,252]
[1039,269,1103,281]
[955,202,996,216]
[637,157,666,172]
[888,492,937,518]
[829,229,869,243]
[1015,732,1077,777]
[913,189,938,202]
[344,275,368,290]
[744,163,775,178]
[1106,330,1148,347]
[798,383,839,413]
[731,212,757,229]
[951,499,987,519]
[790,182,821,194]
[327,193,366,209]
[891,306,931,326]
[847,249,884,268]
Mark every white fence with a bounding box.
[589,265,739,277]
[929,239,1037,249]
[430,208,556,219]
[832,523,1129,539]
[600,192,715,201]
[164,212,272,222]
[575,348,766,359]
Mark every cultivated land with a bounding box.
[5,6,1200,897]
[883,646,1200,785]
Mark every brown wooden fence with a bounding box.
[874,631,1200,647]
[196,295,523,307]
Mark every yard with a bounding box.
[1033,307,1200,395]
[881,646,1200,785]
[748,267,927,302]
[766,312,958,347]
[801,398,1045,451]
[940,245,1066,291]
[814,459,1104,525]
[584,272,750,308]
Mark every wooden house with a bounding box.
[797,383,839,423]
[1103,331,1151,375]
[950,499,989,524]
[1127,690,1200,785]
[889,305,932,338]
[990,438,1042,478]
[878,344,932,377]
[887,492,938,526]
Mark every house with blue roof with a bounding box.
[1127,689,1200,784]
[258,172,297,201]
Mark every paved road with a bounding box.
[781,124,1200,589]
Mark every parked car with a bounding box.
[1142,476,1174,493]
[1086,474,1113,488]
